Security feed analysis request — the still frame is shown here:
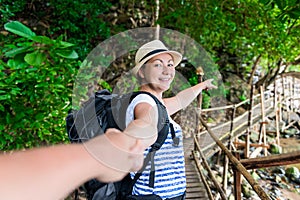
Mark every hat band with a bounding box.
[139,49,167,62]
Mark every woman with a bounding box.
[126,40,217,199]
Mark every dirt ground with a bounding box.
[279,137,300,199]
[280,188,300,200]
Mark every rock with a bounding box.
[275,175,282,183]
[251,171,261,181]
[284,128,298,137]
[242,183,252,198]
[215,174,223,183]
[249,190,260,200]
[285,167,300,183]
[228,194,235,200]
[269,143,282,154]
[271,167,286,175]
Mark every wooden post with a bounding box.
[194,138,227,200]
[199,116,271,199]
[194,67,204,153]
[274,80,280,145]
[192,150,215,200]
[223,105,236,193]
[233,151,242,200]
[240,151,300,169]
[260,86,267,156]
[292,77,295,112]
[280,76,285,122]
[245,84,255,158]
[155,0,160,40]
[288,78,291,123]
[196,67,204,109]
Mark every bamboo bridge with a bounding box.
[182,75,300,200]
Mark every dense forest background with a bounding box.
[1,0,299,150]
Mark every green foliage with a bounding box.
[0,0,26,22]
[48,0,112,58]
[1,0,300,150]
[201,92,211,109]
[0,0,112,59]
[0,21,79,150]
[288,65,300,71]
[159,0,300,83]
[239,94,247,102]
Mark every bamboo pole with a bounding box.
[200,93,262,113]
[155,0,160,40]
[194,67,204,152]
[223,149,230,191]
[292,77,295,112]
[274,80,280,145]
[192,151,215,200]
[233,151,242,200]
[223,105,236,193]
[245,84,255,158]
[259,86,267,156]
[240,151,300,169]
[288,79,291,123]
[279,77,283,122]
[233,141,269,148]
[199,116,271,200]
[194,138,227,200]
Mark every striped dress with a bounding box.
[126,94,186,199]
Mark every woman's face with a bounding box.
[138,53,175,92]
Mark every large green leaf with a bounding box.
[56,50,79,59]
[59,41,76,48]
[289,8,300,19]
[5,46,33,57]
[31,36,54,45]
[24,51,46,66]
[4,21,36,39]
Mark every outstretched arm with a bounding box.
[124,101,158,147]
[164,79,217,115]
[0,129,144,200]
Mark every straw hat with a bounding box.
[132,40,182,75]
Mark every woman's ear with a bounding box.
[137,68,145,79]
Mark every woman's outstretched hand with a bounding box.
[201,79,218,91]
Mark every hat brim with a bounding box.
[132,50,182,75]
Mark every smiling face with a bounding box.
[138,53,175,93]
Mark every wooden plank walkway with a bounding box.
[182,101,274,199]
[181,76,300,199]
[183,137,208,199]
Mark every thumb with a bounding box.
[128,139,145,171]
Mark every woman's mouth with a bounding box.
[159,77,171,82]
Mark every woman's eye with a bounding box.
[154,63,163,68]
[168,63,174,67]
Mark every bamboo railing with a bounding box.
[191,75,300,200]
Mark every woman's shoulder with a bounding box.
[131,93,157,107]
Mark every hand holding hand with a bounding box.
[85,128,145,182]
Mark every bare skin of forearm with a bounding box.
[124,102,158,147]
[164,79,217,115]
[0,144,100,200]
[0,130,144,200]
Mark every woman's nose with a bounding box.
[162,63,171,74]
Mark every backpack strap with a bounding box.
[121,91,170,189]
[170,123,180,147]
[120,91,180,190]
[129,91,182,188]
[130,91,170,148]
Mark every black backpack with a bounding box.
[66,89,178,200]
